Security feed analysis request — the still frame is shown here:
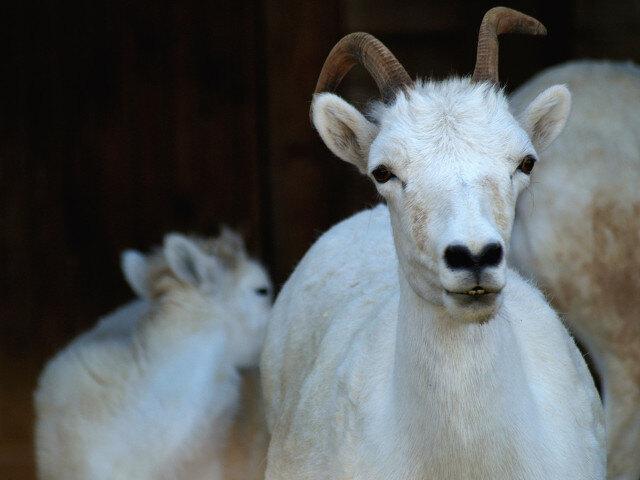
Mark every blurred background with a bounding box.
[2,0,639,478]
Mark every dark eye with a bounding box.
[517,155,536,175]
[371,165,396,184]
[255,287,269,296]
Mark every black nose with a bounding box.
[444,243,503,271]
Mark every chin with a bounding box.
[442,290,503,323]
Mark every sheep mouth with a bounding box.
[443,285,504,319]
[445,286,502,298]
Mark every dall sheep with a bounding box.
[261,8,605,479]
[510,60,640,480]
[35,229,272,480]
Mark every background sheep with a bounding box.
[510,60,640,480]
[34,229,271,480]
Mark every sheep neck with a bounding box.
[390,274,535,463]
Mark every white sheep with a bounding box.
[34,229,272,480]
[260,8,605,479]
[510,60,640,480]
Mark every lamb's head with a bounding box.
[312,7,570,322]
[121,228,272,367]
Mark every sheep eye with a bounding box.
[371,165,396,184]
[517,155,536,175]
[255,287,269,296]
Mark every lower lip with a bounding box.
[445,291,500,304]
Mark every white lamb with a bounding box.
[261,7,605,479]
[35,229,272,480]
[510,60,640,480]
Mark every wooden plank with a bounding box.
[572,0,640,60]
[0,0,265,352]
[262,0,344,283]
[344,0,471,34]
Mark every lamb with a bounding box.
[510,60,640,480]
[260,8,605,479]
[34,229,272,480]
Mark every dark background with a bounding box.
[2,1,639,477]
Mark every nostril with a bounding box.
[444,245,475,270]
[479,243,503,267]
[444,243,503,271]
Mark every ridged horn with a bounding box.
[314,32,411,103]
[472,7,546,84]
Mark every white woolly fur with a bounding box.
[261,76,605,479]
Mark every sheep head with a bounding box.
[311,7,571,322]
[121,229,272,367]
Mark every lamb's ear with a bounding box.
[519,85,571,152]
[164,233,221,287]
[311,92,378,174]
[121,250,150,298]
[219,226,245,255]
[215,226,246,268]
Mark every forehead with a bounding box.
[238,259,270,284]
[371,78,531,166]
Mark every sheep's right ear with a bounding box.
[164,233,222,287]
[121,250,150,298]
[311,92,378,174]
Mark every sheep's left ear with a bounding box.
[164,233,222,287]
[519,84,571,152]
[219,226,245,255]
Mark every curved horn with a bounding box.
[472,7,546,84]
[314,32,411,103]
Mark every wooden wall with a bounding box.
[2,1,639,478]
